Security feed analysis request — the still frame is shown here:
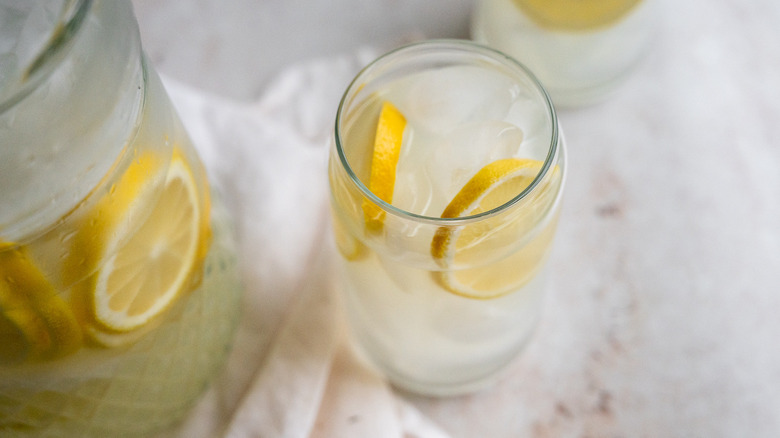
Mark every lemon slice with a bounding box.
[431,158,558,299]
[93,152,202,332]
[64,151,164,328]
[331,210,367,261]
[512,0,642,31]
[363,101,406,233]
[0,244,82,364]
[67,148,206,339]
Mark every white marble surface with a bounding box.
[132,0,780,436]
[132,0,473,100]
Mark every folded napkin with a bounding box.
[156,48,453,438]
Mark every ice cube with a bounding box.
[0,0,63,97]
[430,120,525,201]
[13,0,62,66]
[391,125,444,217]
[0,5,23,53]
[505,92,553,161]
[0,53,18,90]
[394,65,516,135]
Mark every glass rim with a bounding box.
[334,39,561,226]
[0,0,92,114]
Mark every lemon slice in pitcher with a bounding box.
[69,149,206,336]
[0,244,82,364]
[512,0,642,31]
[431,158,556,299]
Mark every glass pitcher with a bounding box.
[0,1,242,436]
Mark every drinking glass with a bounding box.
[328,40,566,396]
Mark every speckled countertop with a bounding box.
[132,0,780,436]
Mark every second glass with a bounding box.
[472,0,658,107]
[328,40,567,396]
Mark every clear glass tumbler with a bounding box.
[0,1,242,436]
[328,40,566,396]
[472,0,658,107]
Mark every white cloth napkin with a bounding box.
[155,48,453,438]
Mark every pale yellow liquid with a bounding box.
[0,204,241,437]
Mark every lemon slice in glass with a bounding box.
[363,101,406,233]
[0,244,82,364]
[431,158,558,299]
[331,210,367,261]
[512,0,643,31]
[68,148,206,339]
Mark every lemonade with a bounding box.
[329,41,566,395]
[0,1,241,436]
[472,0,657,106]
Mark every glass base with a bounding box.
[384,361,506,398]
[345,314,539,398]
